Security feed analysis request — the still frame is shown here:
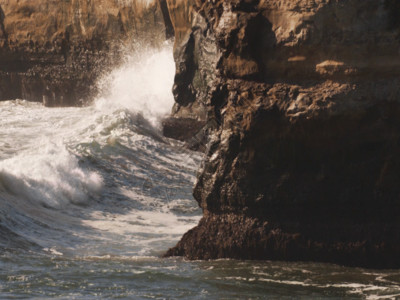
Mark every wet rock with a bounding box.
[165,0,400,268]
[162,117,205,141]
[162,116,208,151]
[161,0,219,142]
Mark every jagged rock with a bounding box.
[165,0,400,268]
[162,116,207,151]
[0,0,171,106]
[161,0,218,143]
[162,117,205,140]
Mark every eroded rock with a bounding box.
[0,0,171,106]
[165,0,400,268]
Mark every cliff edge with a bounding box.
[0,0,172,106]
[165,0,400,268]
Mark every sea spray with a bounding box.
[95,42,176,128]
[0,44,201,257]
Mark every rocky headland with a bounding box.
[2,0,400,269]
[165,0,400,268]
[0,0,172,106]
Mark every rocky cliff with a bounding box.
[0,0,171,106]
[162,0,212,146]
[165,0,400,268]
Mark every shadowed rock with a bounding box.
[165,0,400,268]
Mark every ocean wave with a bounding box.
[0,44,201,257]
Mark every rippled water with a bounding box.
[0,45,399,299]
[2,251,400,299]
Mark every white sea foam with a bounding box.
[0,44,201,257]
[95,43,175,127]
[0,142,103,208]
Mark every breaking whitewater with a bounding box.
[1,45,400,299]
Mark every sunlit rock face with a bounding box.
[166,0,195,46]
[0,0,170,106]
[165,0,400,268]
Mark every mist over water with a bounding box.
[0,44,400,299]
[95,44,176,127]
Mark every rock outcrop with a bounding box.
[0,0,171,106]
[161,0,215,145]
[165,0,400,268]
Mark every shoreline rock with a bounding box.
[165,0,400,268]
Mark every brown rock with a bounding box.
[165,0,400,268]
[162,117,205,141]
[0,0,170,106]
[161,0,218,142]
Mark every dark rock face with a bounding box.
[163,0,218,144]
[165,0,400,268]
[162,117,207,151]
[0,0,170,106]
[162,117,205,140]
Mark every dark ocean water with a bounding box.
[2,249,400,299]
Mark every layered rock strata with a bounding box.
[165,0,400,268]
[0,0,171,106]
